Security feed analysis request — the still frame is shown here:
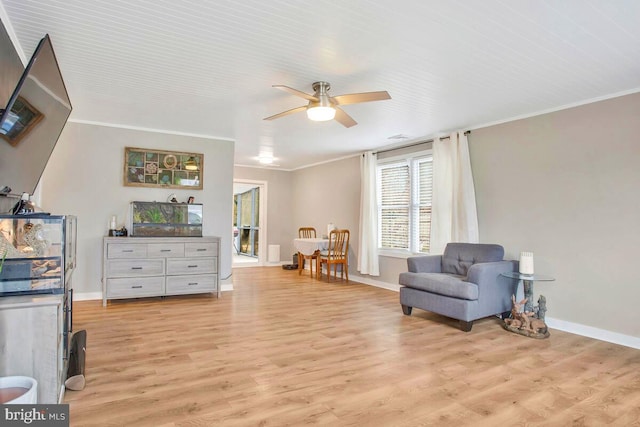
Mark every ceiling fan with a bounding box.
[263,81,391,128]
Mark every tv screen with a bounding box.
[0,34,72,197]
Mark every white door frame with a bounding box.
[233,179,268,266]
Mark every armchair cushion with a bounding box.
[441,243,504,275]
[398,272,478,300]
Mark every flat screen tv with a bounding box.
[0,34,72,198]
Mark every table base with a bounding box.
[502,322,550,339]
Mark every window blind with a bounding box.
[379,163,409,249]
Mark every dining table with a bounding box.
[293,237,329,275]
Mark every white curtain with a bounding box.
[357,151,380,275]
[430,131,479,254]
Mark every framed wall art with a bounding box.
[124,147,203,189]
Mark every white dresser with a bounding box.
[102,236,220,306]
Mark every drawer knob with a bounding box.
[196,248,207,252]
[188,265,198,268]
[131,285,143,289]
[123,249,134,253]
[131,267,143,270]
[188,282,198,286]
[160,249,171,252]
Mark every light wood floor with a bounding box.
[65,267,640,426]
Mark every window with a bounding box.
[377,153,432,253]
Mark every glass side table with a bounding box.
[500,272,555,339]
[501,272,555,313]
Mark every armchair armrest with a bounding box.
[463,260,519,318]
[466,260,518,285]
[407,255,442,273]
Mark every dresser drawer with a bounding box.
[107,259,165,278]
[107,243,147,259]
[106,276,165,298]
[166,274,217,295]
[148,243,185,258]
[166,257,216,275]
[185,242,218,257]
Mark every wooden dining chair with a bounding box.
[298,227,318,276]
[318,229,350,282]
[298,227,316,239]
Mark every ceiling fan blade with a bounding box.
[263,105,307,121]
[273,85,318,101]
[331,91,391,106]
[333,106,357,128]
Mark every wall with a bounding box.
[39,122,235,296]
[291,156,361,275]
[233,166,294,261]
[470,92,640,338]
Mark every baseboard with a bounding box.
[350,275,401,292]
[545,317,640,350]
[73,292,102,301]
[220,275,234,292]
[232,263,260,269]
[232,261,288,269]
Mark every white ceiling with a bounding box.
[2,1,640,170]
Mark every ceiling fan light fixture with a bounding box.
[307,105,336,121]
[264,80,389,128]
[307,83,336,121]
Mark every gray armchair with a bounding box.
[398,243,518,331]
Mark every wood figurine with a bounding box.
[503,295,550,339]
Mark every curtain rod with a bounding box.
[373,130,471,155]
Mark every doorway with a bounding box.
[232,180,267,267]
